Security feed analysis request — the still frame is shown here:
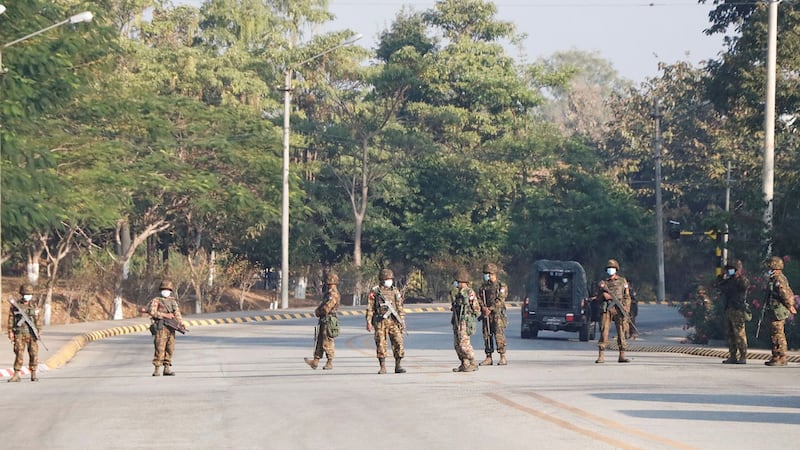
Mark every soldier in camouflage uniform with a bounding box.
[451,270,481,372]
[366,269,406,374]
[148,280,184,376]
[764,256,796,367]
[595,259,632,364]
[714,259,750,364]
[305,272,341,370]
[7,284,43,382]
[478,263,509,366]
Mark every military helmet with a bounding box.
[19,284,34,295]
[379,269,394,280]
[325,272,339,284]
[159,280,174,291]
[725,259,743,271]
[454,270,471,283]
[768,256,784,270]
[606,259,620,269]
[482,263,498,274]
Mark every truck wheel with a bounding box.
[579,323,589,342]
[531,326,539,339]
[521,327,532,339]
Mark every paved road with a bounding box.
[1,305,799,449]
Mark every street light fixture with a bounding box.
[0,8,93,315]
[280,33,362,309]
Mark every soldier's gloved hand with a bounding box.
[482,306,491,318]
[7,331,13,342]
[163,313,175,319]
[790,305,797,316]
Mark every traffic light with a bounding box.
[668,220,681,240]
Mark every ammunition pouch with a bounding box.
[323,314,340,338]
[465,315,477,336]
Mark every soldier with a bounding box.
[763,256,796,367]
[304,272,341,370]
[366,269,406,374]
[478,263,509,366]
[451,270,481,372]
[714,259,750,364]
[148,280,185,376]
[595,259,632,364]
[7,284,43,382]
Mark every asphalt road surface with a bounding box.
[1,304,798,449]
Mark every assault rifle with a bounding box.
[8,299,48,351]
[598,281,640,337]
[163,317,187,334]
[480,290,491,337]
[380,293,408,335]
[755,288,771,339]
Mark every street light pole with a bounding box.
[762,0,778,256]
[279,34,362,309]
[652,100,665,303]
[0,8,93,316]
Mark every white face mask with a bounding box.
[562,278,569,284]
[22,294,33,302]
[161,290,172,298]
[727,269,736,276]
[607,267,617,276]
[483,274,490,281]
[383,279,393,288]
[768,270,774,277]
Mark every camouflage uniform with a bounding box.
[714,260,750,364]
[764,257,795,366]
[148,280,184,376]
[305,273,341,370]
[596,259,631,363]
[451,270,481,372]
[478,263,509,366]
[7,285,42,382]
[366,269,406,374]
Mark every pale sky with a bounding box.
[172,0,728,84]
[325,0,727,83]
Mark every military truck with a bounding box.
[520,259,596,341]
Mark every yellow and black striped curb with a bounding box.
[604,343,795,363]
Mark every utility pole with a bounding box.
[762,0,778,256]
[652,100,665,303]
[722,161,732,266]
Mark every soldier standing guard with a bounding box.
[148,280,185,376]
[595,259,632,364]
[478,263,509,366]
[305,272,341,370]
[714,259,750,364]
[366,269,407,374]
[7,284,43,382]
[451,270,481,372]
[764,256,796,367]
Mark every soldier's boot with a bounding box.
[7,371,21,382]
[722,354,737,364]
[30,369,38,382]
[152,365,162,376]
[163,365,175,376]
[595,349,605,364]
[479,354,493,366]
[394,358,406,374]
[618,351,630,363]
[464,358,479,372]
[304,357,319,370]
[453,360,467,372]
[737,348,747,364]
[767,355,788,366]
[378,358,387,374]
[323,359,333,370]
[498,354,508,366]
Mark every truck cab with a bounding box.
[520,259,595,341]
